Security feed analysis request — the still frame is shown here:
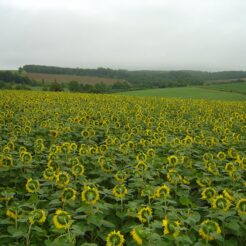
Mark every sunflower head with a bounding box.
[167,155,179,166]
[81,186,100,205]
[47,160,59,171]
[212,195,231,211]
[29,209,46,224]
[106,230,125,246]
[112,184,128,199]
[55,171,70,188]
[61,188,77,202]
[52,209,72,230]
[26,178,40,193]
[162,217,181,237]
[50,130,58,138]
[6,208,22,220]
[199,220,221,241]
[155,184,170,199]
[43,167,56,181]
[1,155,13,167]
[114,171,127,182]
[146,148,155,157]
[167,169,181,184]
[222,189,234,202]
[138,207,152,223]
[201,187,216,201]
[202,153,213,162]
[34,143,45,153]
[225,162,237,173]
[135,161,148,173]
[20,152,32,164]
[236,198,246,215]
[136,153,147,162]
[130,228,144,245]
[228,148,238,159]
[99,158,114,173]
[71,164,85,177]
[217,151,226,160]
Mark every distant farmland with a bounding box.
[203,81,246,94]
[27,72,123,85]
[120,85,246,101]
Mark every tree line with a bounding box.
[22,65,246,88]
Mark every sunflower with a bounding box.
[28,209,46,224]
[112,184,128,199]
[162,217,181,237]
[81,186,100,205]
[6,208,22,220]
[98,157,114,173]
[202,153,213,162]
[106,230,125,246]
[155,184,170,199]
[43,167,56,181]
[239,157,246,169]
[138,207,152,223]
[212,195,231,211]
[25,178,40,193]
[52,209,72,230]
[184,136,193,145]
[199,220,221,241]
[146,148,155,157]
[20,152,32,164]
[182,177,190,185]
[71,164,85,177]
[55,171,70,188]
[70,142,78,153]
[1,155,13,167]
[167,155,179,166]
[47,160,59,171]
[61,188,77,202]
[61,142,71,154]
[34,143,45,153]
[201,187,216,201]
[114,171,127,182]
[228,148,238,159]
[81,129,89,138]
[217,151,226,161]
[225,162,237,173]
[167,169,181,184]
[222,188,234,202]
[135,161,148,173]
[236,198,246,215]
[130,228,143,245]
[50,130,58,138]
[49,145,59,154]
[99,144,108,153]
[136,153,147,162]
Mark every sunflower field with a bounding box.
[0,90,245,246]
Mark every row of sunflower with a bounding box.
[0,90,245,245]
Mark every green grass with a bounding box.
[120,87,246,100]
[203,82,246,94]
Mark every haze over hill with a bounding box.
[0,0,246,71]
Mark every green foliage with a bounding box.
[0,91,245,245]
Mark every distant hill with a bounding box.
[22,65,246,88]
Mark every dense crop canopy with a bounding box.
[0,91,245,245]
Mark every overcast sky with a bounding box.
[0,0,246,71]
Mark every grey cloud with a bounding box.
[0,0,246,70]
